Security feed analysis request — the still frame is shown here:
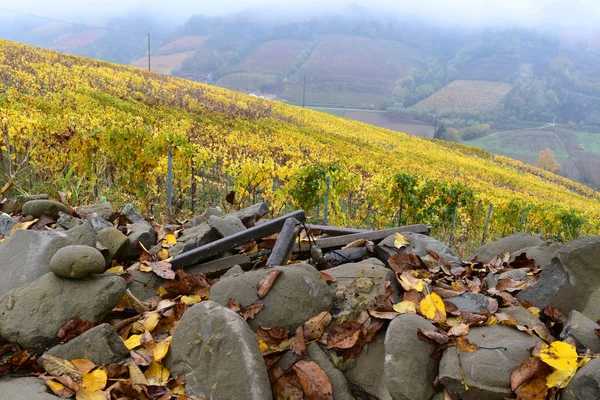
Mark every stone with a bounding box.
[123,221,157,259]
[45,323,129,365]
[186,254,251,277]
[228,202,270,226]
[96,227,128,266]
[376,232,460,263]
[50,245,106,279]
[562,358,600,400]
[184,207,224,229]
[0,226,95,296]
[209,264,332,332]
[338,333,392,399]
[446,292,493,313]
[56,211,83,230]
[0,377,57,399]
[22,200,67,219]
[499,306,552,340]
[166,301,271,400]
[0,213,16,237]
[322,262,397,324]
[384,314,439,400]
[306,343,354,400]
[486,269,527,290]
[120,203,145,224]
[85,214,113,232]
[518,236,600,320]
[439,325,539,400]
[77,202,114,221]
[509,242,562,269]
[221,264,244,279]
[208,215,246,238]
[127,270,164,300]
[0,273,126,353]
[560,310,600,353]
[168,223,218,257]
[469,233,547,263]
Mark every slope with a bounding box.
[1,39,599,244]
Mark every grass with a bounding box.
[414,80,512,113]
[573,131,600,154]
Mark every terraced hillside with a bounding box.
[414,80,513,113]
[1,39,599,244]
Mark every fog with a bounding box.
[2,0,600,32]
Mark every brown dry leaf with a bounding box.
[257,270,282,299]
[543,306,567,325]
[41,354,83,382]
[304,312,332,341]
[417,329,451,345]
[343,239,366,249]
[57,319,95,342]
[127,359,149,387]
[368,310,400,320]
[240,302,265,320]
[456,337,478,353]
[226,298,241,313]
[448,323,470,337]
[71,359,96,374]
[147,261,175,280]
[495,312,519,327]
[516,377,549,400]
[45,379,75,398]
[388,253,424,274]
[326,321,362,350]
[292,359,334,400]
[320,271,334,283]
[291,326,307,357]
[511,357,552,392]
[269,367,304,400]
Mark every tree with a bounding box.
[434,123,446,140]
[537,148,560,173]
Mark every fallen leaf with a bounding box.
[82,370,107,392]
[417,328,450,345]
[227,298,241,313]
[41,354,83,382]
[145,360,170,386]
[291,326,307,357]
[343,239,366,249]
[181,295,202,305]
[528,307,541,318]
[320,271,334,283]
[162,234,177,247]
[304,312,332,341]
[510,357,552,392]
[104,265,125,275]
[392,300,417,314]
[448,323,470,337]
[537,341,578,372]
[394,233,409,249]
[270,367,304,399]
[546,368,577,389]
[71,359,96,374]
[326,321,362,350]
[367,310,400,320]
[153,336,172,362]
[147,261,175,280]
[398,271,425,292]
[257,270,282,299]
[45,379,75,398]
[240,302,265,320]
[57,319,95,342]
[456,337,478,353]
[127,359,149,386]
[420,293,446,323]
[543,306,567,325]
[123,334,142,350]
[292,359,334,400]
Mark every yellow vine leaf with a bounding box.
[153,336,172,362]
[145,360,171,386]
[45,380,74,398]
[392,300,417,314]
[420,293,446,322]
[123,334,142,350]
[394,233,410,249]
[163,234,177,246]
[40,354,83,382]
[82,370,107,392]
[104,266,124,275]
[127,359,149,386]
[398,271,424,292]
[181,295,202,305]
[76,388,106,400]
[538,341,578,372]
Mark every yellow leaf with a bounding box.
[153,336,172,362]
[528,307,541,318]
[419,293,446,322]
[172,384,186,395]
[144,360,170,386]
[546,368,576,388]
[157,287,168,297]
[41,354,83,382]
[142,313,160,332]
[139,262,152,272]
[127,359,149,386]
[104,266,124,275]
[392,300,417,314]
[181,295,202,305]
[538,341,578,372]
[394,233,409,249]
[82,370,107,392]
[45,379,74,397]
[10,219,38,234]
[71,359,96,374]
[163,234,177,246]
[258,340,268,353]
[123,334,142,350]
[156,248,169,260]
[75,387,106,400]
[398,271,424,292]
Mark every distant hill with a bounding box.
[414,80,513,113]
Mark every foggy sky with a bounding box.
[2,0,600,31]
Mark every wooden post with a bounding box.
[323,176,330,225]
[482,204,494,245]
[167,146,173,219]
[449,206,457,247]
[2,122,12,176]
[267,217,299,266]
[190,157,196,214]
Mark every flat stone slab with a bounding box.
[0,377,57,399]
[470,233,547,263]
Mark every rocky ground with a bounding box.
[0,195,599,400]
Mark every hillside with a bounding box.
[1,39,600,246]
[414,80,513,113]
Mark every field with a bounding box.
[2,38,600,247]
[155,36,207,55]
[342,111,435,137]
[218,73,280,93]
[53,30,104,52]
[235,40,309,73]
[414,80,513,113]
[130,51,195,74]
[456,55,533,83]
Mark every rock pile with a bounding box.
[0,197,598,399]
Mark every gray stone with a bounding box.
[209,264,332,332]
[323,262,397,324]
[229,202,270,226]
[0,377,57,399]
[446,292,492,313]
[50,245,106,279]
[560,310,600,353]
[124,221,157,259]
[120,203,145,224]
[0,213,17,237]
[499,306,552,340]
[0,273,126,353]
[22,200,67,219]
[222,264,244,279]
[377,232,460,263]
[77,202,113,221]
[384,314,439,400]
[208,215,246,238]
[562,358,600,400]
[518,236,600,320]
[166,301,271,400]
[96,227,128,266]
[45,323,129,365]
[509,242,562,269]
[469,233,547,263]
[341,333,392,400]
[439,325,539,400]
[307,343,354,400]
[65,223,96,248]
[85,214,113,232]
[184,207,224,229]
[127,270,164,300]
[168,223,218,257]
[56,211,83,230]
[186,254,251,277]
